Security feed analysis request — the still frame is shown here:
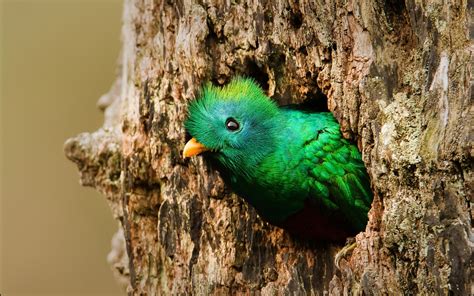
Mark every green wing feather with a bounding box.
[304,115,372,231]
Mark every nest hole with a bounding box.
[244,59,270,92]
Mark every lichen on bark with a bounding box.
[65,0,472,294]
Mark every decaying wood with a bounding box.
[65,0,472,294]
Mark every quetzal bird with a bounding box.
[183,78,372,245]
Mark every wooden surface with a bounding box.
[66,0,472,294]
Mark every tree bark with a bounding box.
[65,0,472,294]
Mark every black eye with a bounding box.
[225,118,240,131]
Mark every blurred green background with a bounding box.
[1,0,124,295]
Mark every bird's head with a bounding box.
[183,77,280,176]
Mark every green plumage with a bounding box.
[185,78,372,241]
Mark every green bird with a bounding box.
[183,78,372,242]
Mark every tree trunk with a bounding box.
[65,0,472,294]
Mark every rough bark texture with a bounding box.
[65,0,472,294]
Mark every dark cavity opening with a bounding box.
[289,10,303,29]
[302,87,329,112]
[382,0,408,29]
[286,70,329,113]
[244,58,270,92]
[383,0,406,17]
[286,86,328,113]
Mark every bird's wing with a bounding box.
[305,123,373,231]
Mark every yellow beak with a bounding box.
[183,137,210,158]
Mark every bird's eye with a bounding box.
[225,118,240,131]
